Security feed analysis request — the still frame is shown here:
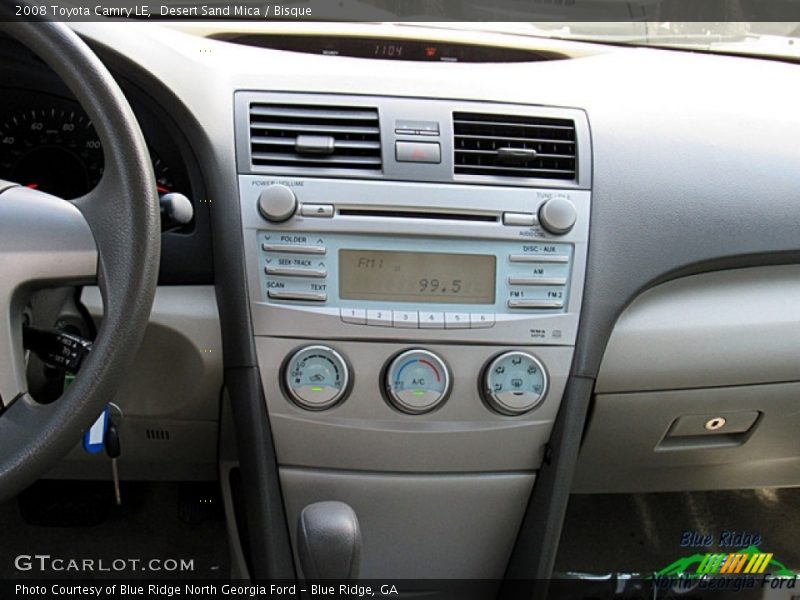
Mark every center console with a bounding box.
[235,92,591,578]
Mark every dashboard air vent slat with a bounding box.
[249,103,382,172]
[251,152,382,166]
[453,112,577,181]
[250,136,381,151]
[250,106,378,121]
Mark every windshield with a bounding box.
[409,22,800,60]
[529,22,800,59]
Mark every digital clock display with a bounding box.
[339,250,496,305]
[373,42,405,59]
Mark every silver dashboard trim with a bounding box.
[235,92,592,190]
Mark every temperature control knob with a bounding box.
[284,345,350,410]
[538,197,577,235]
[258,184,297,222]
[482,351,548,415]
[384,349,451,414]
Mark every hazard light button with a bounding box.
[395,141,441,164]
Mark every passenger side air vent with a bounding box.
[453,112,576,180]
[249,103,382,173]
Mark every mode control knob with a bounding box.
[384,349,451,415]
[482,351,548,416]
[258,184,297,222]
[538,197,577,235]
[284,345,350,411]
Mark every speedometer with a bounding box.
[0,106,104,199]
[0,95,178,200]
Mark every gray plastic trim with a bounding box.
[281,467,535,579]
[219,394,252,581]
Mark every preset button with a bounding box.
[366,309,393,326]
[444,313,470,329]
[470,313,495,328]
[341,308,367,325]
[393,311,419,329]
[419,312,445,329]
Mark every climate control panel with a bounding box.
[261,338,571,473]
[281,344,548,416]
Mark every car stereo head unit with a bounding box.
[241,176,588,346]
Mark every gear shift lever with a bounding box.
[297,501,361,579]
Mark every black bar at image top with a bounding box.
[4,0,800,23]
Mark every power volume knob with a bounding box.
[258,184,297,222]
[538,197,577,235]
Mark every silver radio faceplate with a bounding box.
[241,176,589,345]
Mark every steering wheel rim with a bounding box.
[0,19,160,500]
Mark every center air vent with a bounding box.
[453,112,577,181]
[249,103,382,173]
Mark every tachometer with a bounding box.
[0,106,103,199]
[151,152,175,195]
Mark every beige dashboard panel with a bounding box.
[596,266,800,393]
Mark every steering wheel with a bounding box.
[0,19,160,500]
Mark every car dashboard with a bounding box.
[3,20,800,581]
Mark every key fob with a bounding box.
[82,405,109,454]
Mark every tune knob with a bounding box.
[258,184,297,222]
[538,197,577,235]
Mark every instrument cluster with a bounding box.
[0,89,190,202]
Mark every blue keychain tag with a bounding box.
[83,405,110,454]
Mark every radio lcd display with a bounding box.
[339,250,496,304]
